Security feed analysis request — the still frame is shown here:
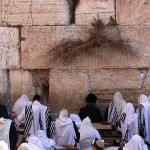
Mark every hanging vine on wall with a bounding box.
[51,17,134,64]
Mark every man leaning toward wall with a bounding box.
[11,94,44,139]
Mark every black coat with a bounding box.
[79,104,103,123]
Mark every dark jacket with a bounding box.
[9,122,18,150]
[79,104,103,122]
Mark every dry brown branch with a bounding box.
[51,18,136,64]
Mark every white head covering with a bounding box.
[139,95,149,104]
[148,95,150,102]
[27,136,45,150]
[113,92,126,115]
[120,103,138,141]
[13,94,31,115]
[70,114,81,129]
[0,141,8,150]
[123,135,148,150]
[138,95,150,143]
[55,109,76,145]
[123,103,135,125]
[17,143,29,150]
[79,117,101,141]
[36,130,55,149]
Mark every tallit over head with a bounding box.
[13,94,31,115]
[57,109,72,126]
[70,114,81,129]
[113,92,126,114]
[139,94,149,104]
[36,130,55,149]
[17,143,29,150]
[27,136,45,150]
[123,135,148,150]
[55,109,76,145]
[123,103,135,125]
[148,95,150,102]
[0,141,8,150]
[79,117,101,141]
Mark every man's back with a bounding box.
[79,104,103,123]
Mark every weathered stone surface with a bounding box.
[89,69,141,110]
[31,0,71,25]
[0,2,2,25]
[21,25,100,69]
[10,70,33,104]
[116,0,150,25]
[0,70,8,105]
[1,0,32,26]
[1,0,71,26]
[21,25,150,69]
[102,26,150,68]
[0,27,20,69]
[49,69,89,113]
[75,0,115,25]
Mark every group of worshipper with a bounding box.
[107,92,150,149]
[1,92,150,150]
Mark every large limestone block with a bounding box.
[31,0,71,25]
[116,0,150,25]
[1,0,32,26]
[0,27,20,69]
[76,0,115,25]
[21,25,99,69]
[102,26,150,68]
[49,69,88,113]
[10,70,33,104]
[89,69,141,109]
[1,0,71,26]
[0,70,8,105]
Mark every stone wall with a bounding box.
[0,0,150,115]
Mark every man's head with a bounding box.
[92,138,104,150]
[0,105,8,119]
[86,93,97,104]
[33,94,41,102]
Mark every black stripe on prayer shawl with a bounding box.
[24,105,33,138]
[109,103,114,120]
[45,107,50,128]
[39,112,44,130]
[120,113,126,124]
[112,107,118,123]
[124,129,128,142]
[49,121,56,139]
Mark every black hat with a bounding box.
[86,93,97,103]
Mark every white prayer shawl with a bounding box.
[79,117,101,150]
[113,92,126,116]
[13,95,31,125]
[148,95,150,102]
[123,135,148,150]
[108,102,116,123]
[17,101,43,138]
[0,141,8,150]
[70,114,81,129]
[40,105,51,133]
[13,95,31,115]
[55,109,76,145]
[28,136,45,150]
[18,142,44,150]
[17,143,29,150]
[120,103,138,141]
[41,105,47,133]
[36,130,55,150]
[0,118,11,150]
[139,95,149,104]
[139,95,150,143]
